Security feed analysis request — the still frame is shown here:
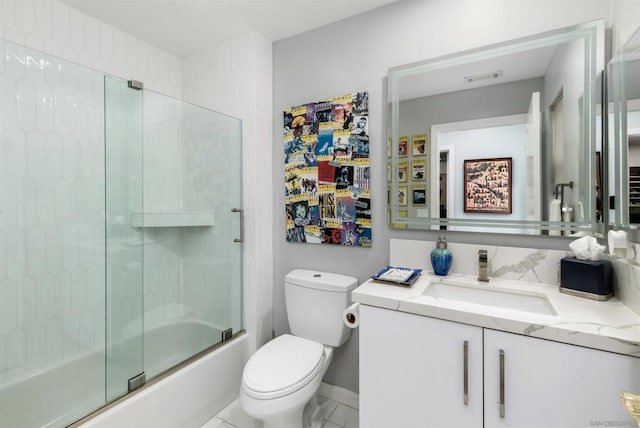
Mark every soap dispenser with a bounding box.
[431,236,453,276]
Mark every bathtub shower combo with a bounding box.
[0,38,243,427]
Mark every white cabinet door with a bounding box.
[484,329,640,428]
[359,305,483,428]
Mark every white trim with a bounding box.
[439,145,455,221]
[319,382,359,410]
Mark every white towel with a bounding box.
[549,199,561,236]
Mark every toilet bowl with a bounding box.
[239,269,358,428]
[240,334,333,428]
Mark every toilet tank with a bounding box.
[285,269,358,347]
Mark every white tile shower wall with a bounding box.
[0,40,106,385]
[181,31,274,352]
[179,112,239,332]
[180,110,235,214]
[0,0,181,98]
[390,238,567,285]
[141,98,243,337]
[143,95,184,212]
[0,0,182,386]
[140,95,186,335]
[143,230,185,332]
[182,229,232,330]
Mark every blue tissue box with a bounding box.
[559,257,612,301]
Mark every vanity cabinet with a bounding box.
[359,305,483,428]
[360,305,640,428]
[483,329,640,428]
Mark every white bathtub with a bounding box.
[143,320,231,380]
[81,331,250,428]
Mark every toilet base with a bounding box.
[260,393,332,428]
[262,407,304,428]
[303,393,335,428]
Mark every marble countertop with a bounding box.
[352,272,640,357]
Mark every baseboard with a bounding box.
[319,382,359,410]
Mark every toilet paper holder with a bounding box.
[343,303,360,328]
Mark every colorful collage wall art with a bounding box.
[284,91,371,247]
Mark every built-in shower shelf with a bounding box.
[131,212,215,228]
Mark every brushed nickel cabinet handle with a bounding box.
[463,340,469,405]
[499,349,505,418]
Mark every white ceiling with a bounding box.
[397,44,559,101]
[59,0,400,57]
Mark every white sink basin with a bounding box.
[423,278,558,316]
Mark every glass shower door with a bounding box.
[0,37,242,425]
[104,76,144,401]
[103,75,243,400]
[140,90,243,379]
[0,38,108,426]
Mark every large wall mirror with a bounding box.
[609,25,640,231]
[388,20,605,235]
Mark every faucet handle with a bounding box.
[479,249,488,263]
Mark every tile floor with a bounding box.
[201,395,359,428]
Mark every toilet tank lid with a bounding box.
[286,269,358,292]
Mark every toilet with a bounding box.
[239,269,358,428]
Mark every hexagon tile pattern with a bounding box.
[0,39,107,387]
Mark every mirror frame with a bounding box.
[609,24,640,237]
[388,20,605,235]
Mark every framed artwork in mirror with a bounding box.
[464,157,512,214]
[412,134,427,156]
[398,160,408,182]
[412,185,426,205]
[398,185,408,206]
[398,136,408,156]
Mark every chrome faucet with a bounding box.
[478,249,489,282]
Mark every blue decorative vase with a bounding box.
[431,236,453,276]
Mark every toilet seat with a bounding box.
[242,334,325,400]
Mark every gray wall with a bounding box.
[273,0,612,393]
[399,78,544,135]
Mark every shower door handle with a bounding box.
[231,208,244,243]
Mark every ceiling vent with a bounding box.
[464,70,503,84]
